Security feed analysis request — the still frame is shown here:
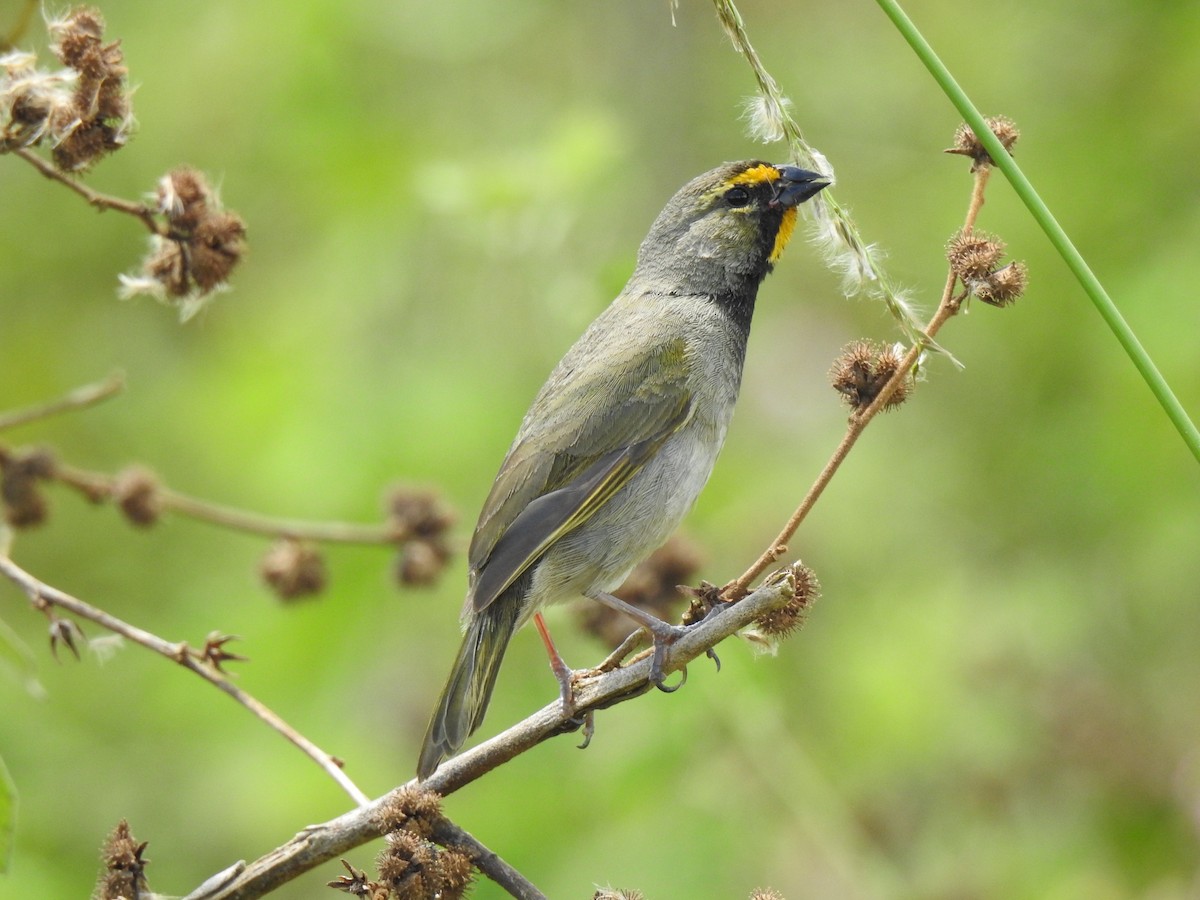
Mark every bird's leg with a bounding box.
[533,612,575,714]
[585,590,691,693]
[533,612,595,748]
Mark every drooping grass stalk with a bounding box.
[712,0,930,349]
[875,0,1200,463]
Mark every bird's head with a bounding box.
[634,160,830,296]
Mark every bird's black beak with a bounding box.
[771,166,831,208]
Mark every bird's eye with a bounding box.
[724,186,751,208]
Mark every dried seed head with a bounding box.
[750,890,786,900]
[121,169,247,319]
[156,167,212,228]
[1,51,72,149]
[44,7,132,172]
[113,466,162,527]
[433,845,473,894]
[971,261,1029,307]
[753,563,820,640]
[387,486,455,540]
[829,340,912,413]
[396,539,448,588]
[144,236,189,296]
[2,474,47,526]
[48,8,107,63]
[946,116,1020,171]
[373,786,472,899]
[594,891,647,900]
[93,819,150,900]
[375,830,424,891]
[51,118,111,171]
[388,487,454,588]
[946,230,1005,281]
[2,9,131,165]
[189,211,247,293]
[260,539,327,601]
[946,228,1029,308]
[375,785,444,840]
[987,116,1020,152]
[577,536,702,648]
[0,446,56,528]
[6,87,53,143]
[376,831,474,900]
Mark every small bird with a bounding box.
[417,160,829,779]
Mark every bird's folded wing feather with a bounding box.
[468,335,693,614]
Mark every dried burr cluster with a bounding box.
[2,6,247,318]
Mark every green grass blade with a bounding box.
[875,0,1200,463]
[0,753,14,873]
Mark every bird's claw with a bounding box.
[706,646,722,673]
[575,710,595,749]
[652,662,688,693]
[647,622,690,692]
[648,609,726,687]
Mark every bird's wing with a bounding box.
[467,335,694,615]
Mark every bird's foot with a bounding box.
[642,592,732,687]
[586,590,718,693]
[648,621,690,692]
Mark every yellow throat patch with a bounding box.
[770,207,797,263]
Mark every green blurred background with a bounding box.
[2,0,1198,897]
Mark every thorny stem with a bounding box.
[727,166,992,597]
[13,146,165,235]
[0,371,125,432]
[0,549,371,807]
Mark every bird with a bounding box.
[417,160,829,780]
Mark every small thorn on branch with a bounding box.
[195,632,248,673]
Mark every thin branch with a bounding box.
[159,488,400,544]
[429,820,547,900]
[0,387,435,543]
[0,371,125,432]
[727,167,992,597]
[187,573,800,899]
[0,551,371,807]
[46,461,404,545]
[12,146,164,235]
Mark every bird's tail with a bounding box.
[417,603,518,780]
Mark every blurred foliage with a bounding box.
[1,0,1198,897]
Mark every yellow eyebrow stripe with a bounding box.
[725,163,779,187]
